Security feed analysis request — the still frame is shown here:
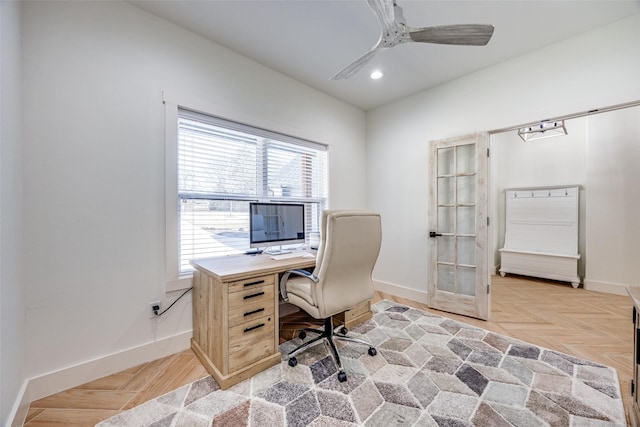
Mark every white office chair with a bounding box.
[279,210,382,382]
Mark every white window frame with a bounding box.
[163,92,328,291]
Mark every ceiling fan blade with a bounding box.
[366,0,395,31]
[409,24,495,46]
[331,47,384,80]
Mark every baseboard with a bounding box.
[583,279,629,296]
[372,276,628,300]
[16,330,192,418]
[6,380,30,427]
[373,279,428,304]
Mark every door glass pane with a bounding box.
[456,144,475,174]
[438,147,454,175]
[457,266,476,296]
[437,264,455,292]
[438,236,455,263]
[438,207,455,233]
[457,206,475,234]
[438,177,454,205]
[457,176,475,205]
[457,236,476,266]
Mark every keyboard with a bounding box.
[270,252,313,261]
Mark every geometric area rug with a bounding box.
[97,300,626,426]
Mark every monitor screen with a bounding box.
[249,202,305,248]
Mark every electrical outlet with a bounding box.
[149,300,161,317]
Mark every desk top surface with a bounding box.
[191,251,316,282]
[628,286,640,310]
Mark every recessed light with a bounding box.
[370,70,384,80]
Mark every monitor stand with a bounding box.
[264,246,291,255]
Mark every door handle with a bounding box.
[429,231,442,238]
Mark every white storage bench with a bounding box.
[499,185,581,288]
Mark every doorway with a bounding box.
[489,104,640,295]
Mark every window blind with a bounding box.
[177,109,328,273]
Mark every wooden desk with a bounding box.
[190,253,316,389]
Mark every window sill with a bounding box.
[166,274,193,293]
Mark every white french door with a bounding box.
[427,133,490,320]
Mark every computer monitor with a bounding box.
[249,202,305,253]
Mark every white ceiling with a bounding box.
[130,0,640,111]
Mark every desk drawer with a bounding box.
[228,315,275,371]
[228,288,275,327]
[333,299,372,330]
[228,284,273,307]
[347,300,371,320]
[228,274,274,294]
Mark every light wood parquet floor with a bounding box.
[24,275,633,426]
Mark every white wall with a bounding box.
[367,14,640,301]
[490,118,588,277]
[585,105,640,293]
[19,0,366,407]
[1,1,26,425]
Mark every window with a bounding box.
[176,109,328,274]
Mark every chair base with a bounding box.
[287,316,377,382]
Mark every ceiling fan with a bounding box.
[332,0,495,80]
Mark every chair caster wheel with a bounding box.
[368,347,377,356]
[298,331,306,340]
[288,357,298,367]
[340,326,348,335]
[337,371,347,382]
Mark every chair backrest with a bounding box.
[312,210,382,318]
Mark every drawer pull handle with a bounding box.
[244,323,265,333]
[244,280,265,287]
[244,291,265,300]
[244,307,265,317]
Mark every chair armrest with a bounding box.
[279,269,318,302]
